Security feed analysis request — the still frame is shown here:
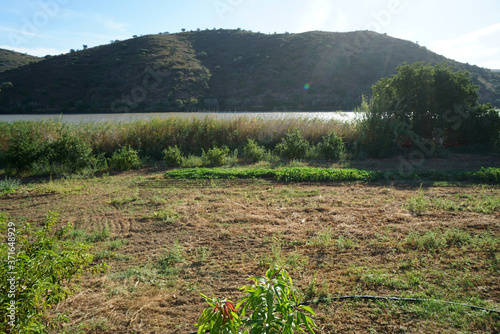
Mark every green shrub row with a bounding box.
[164,167,500,183]
[163,131,345,168]
[0,119,349,175]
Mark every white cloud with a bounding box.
[0,44,68,57]
[429,22,500,69]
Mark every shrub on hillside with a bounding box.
[109,146,142,171]
[275,130,310,159]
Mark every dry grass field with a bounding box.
[1,159,499,333]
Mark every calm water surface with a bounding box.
[0,111,360,123]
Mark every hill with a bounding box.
[0,49,41,73]
[0,29,499,113]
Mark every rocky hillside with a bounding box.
[0,49,40,73]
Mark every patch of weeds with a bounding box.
[64,228,88,241]
[110,194,139,207]
[225,149,239,166]
[306,229,335,248]
[431,191,499,214]
[284,252,308,270]
[360,269,420,290]
[194,246,212,265]
[157,241,184,275]
[0,176,21,194]
[150,195,167,205]
[305,271,330,300]
[94,249,117,260]
[106,238,129,250]
[405,230,445,251]
[336,235,356,250]
[404,186,430,215]
[182,154,203,168]
[83,317,111,332]
[467,192,499,214]
[442,228,473,248]
[404,228,491,252]
[86,225,112,243]
[259,234,307,269]
[112,265,159,284]
[257,252,274,268]
[106,286,125,297]
[35,179,85,195]
[474,233,500,252]
[487,252,499,272]
[151,208,180,224]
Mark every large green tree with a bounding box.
[358,62,499,157]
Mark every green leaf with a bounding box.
[298,305,315,315]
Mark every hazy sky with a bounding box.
[1,0,499,69]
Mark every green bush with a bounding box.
[3,129,94,175]
[317,132,345,160]
[275,130,310,159]
[201,146,230,166]
[45,133,93,172]
[0,212,105,333]
[3,127,44,174]
[163,146,184,167]
[109,146,142,171]
[242,139,266,162]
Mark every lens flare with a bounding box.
[303,83,310,90]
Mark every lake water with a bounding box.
[0,111,360,123]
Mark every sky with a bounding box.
[1,0,499,69]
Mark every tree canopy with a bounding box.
[359,62,500,157]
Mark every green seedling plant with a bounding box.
[197,296,240,334]
[196,265,317,333]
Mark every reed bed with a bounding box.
[0,116,355,159]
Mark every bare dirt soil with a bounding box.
[1,163,499,333]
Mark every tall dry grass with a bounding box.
[0,116,356,160]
